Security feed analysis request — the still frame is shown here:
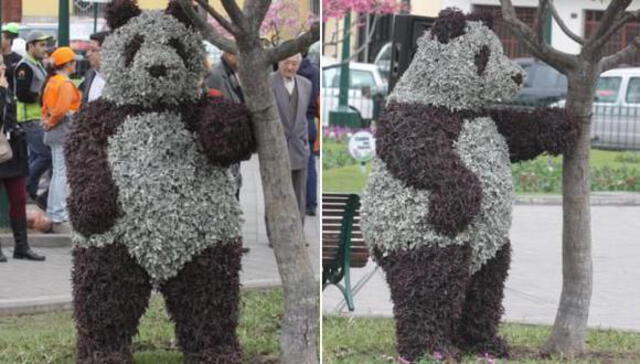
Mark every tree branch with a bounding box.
[548,0,584,45]
[221,0,249,33]
[244,0,272,31]
[591,0,632,42]
[266,22,319,64]
[178,0,237,53]
[500,0,577,72]
[194,0,239,36]
[591,10,640,53]
[600,36,640,71]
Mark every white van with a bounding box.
[321,57,387,126]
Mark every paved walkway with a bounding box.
[0,155,320,315]
[323,204,640,332]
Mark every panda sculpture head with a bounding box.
[100,0,206,107]
[388,8,524,111]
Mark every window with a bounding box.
[585,10,640,66]
[626,78,640,103]
[595,77,622,103]
[473,5,537,58]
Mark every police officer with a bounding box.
[2,23,22,92]
[14,31,53,208]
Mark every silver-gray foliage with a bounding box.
[101,10,206,108]
[73,112,242,285]
[387,22,522,110]
[362,21,522,274]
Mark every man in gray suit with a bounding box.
[272,53,312,224]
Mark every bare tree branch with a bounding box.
[591,0,632,42]
[600,36,640,71]
[266,21,319,64]
[500,0,577,72]
[591,10,640,53]
[193,0,239,36]
[244,0,273,31]
[221,0,249,33]
[178,0,237,53]
[548,0,584,45]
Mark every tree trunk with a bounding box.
[543,66,597,357]
[236,43,318,364]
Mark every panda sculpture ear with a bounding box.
[165,0,196,28]
[466,11,494,30]
[105,0,142,30]
[431,8,468,44]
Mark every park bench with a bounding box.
[322,193,369,311]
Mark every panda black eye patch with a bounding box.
[124,34,144,67]
[474,45,490,76]
[169,38,189,64]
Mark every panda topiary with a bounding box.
[360,8,577,361]
[64,1,255,362]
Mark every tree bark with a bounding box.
[235,40,318,364]
[543,66,597,357]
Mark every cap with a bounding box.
[50,47,78,66]
[2,23,20,35]
[26,31,53,44]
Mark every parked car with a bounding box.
[510,58,568,106]
[322,56,388,126]
[553,67,640,150]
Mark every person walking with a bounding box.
[79,31,108,104]
[14,32,54,209]
[2,23,22,92]
[0,61,46,262]
[206,51,245,200]
[271,53,312,225]
[297,53,320,216]
[41,47,81,230]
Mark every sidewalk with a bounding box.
[323,204,640,332]
[0,155,320,315]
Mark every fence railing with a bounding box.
[322,88,384,128]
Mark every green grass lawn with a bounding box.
[323,315,640,363]
[322,149,640,194]
[0,289,285,364]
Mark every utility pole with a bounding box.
[59,0,69,46]
[329,10,359,127]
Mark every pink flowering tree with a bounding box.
[322,0,404,61]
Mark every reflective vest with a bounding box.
[15,55,46,122]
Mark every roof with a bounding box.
[601,67,640,77]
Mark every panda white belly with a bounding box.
[361,116,513,273]
[73,111,243,285]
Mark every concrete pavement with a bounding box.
[323,204,640,332]
[0,155,320,315]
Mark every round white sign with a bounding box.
[348,131,375,162]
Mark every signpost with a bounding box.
[348,130,375,174]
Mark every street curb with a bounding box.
[0,233,71,248]
[0,279,287,317]
[515,192,640,206]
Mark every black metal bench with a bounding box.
[322,193,369,311]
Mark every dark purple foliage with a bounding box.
[475,45,491,75]
[431,8,468,44]
[73,243,152,363]
[160,239,244,363]
[456,241,511,358]
[104,0,141,31]
[376,102,484,237]
[489,106,579,162]
[374,244,473,362]
[164,0,195,28]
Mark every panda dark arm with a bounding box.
[183,95,256,167]
[64,99,137,237]
[376,103,483,237]
[489,106,578,163]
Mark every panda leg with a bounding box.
[455,240,511,357]
[375,244,472,362]
[160,239,243,364]
[72,243,152,364]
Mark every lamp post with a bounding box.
[59,0,69,46]
[329,11,359,127]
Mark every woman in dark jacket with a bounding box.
[0,62,45,262]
